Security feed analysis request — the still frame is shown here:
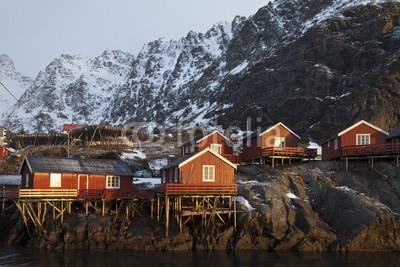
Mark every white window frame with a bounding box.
[25,173,29,188]
[210,144,222,154]
[50,173,62,188]
[356,134,371,146]
[273,137,285,147]
[203,165,215,182]
[334,138,338,150]
[106,175,120,189]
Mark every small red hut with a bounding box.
[0,146,10,158]
[181,130,240,163]
[242,122,316,164]
[160,148,237,194]
[18,156,134,198]
[321,120,389,160]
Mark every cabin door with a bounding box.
[274,137,285,147]
[78,174,88,191]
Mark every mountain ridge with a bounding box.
[1,0,399,143]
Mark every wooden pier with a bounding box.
[155,184,237,238]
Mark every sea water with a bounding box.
[0,243,399,267]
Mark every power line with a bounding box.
[0,81,37,120]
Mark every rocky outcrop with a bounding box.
[1,161,399,251]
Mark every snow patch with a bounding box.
[229,61,249,75]
[286,192,300,199]
[236,196,255,212]
[132,178,161,188]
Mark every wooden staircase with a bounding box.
[113,198,133,236]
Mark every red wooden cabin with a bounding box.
[321,120,390,160]
[159,148,237,194]
[63,123,84,133]
[242,122,316,161]
[0,146,10,158]
[18,156,134,199]
[0,175,21,199]
[181,130,240,163]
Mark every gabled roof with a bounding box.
[0,175,21,186]
[388,127,400,139]
[338,120,389,137]
[63,123,84,132]
[243,122,301,140]
[196,130,234,145]
[181,130,234,147]
[161,148,237,170]
[19,156,134,176]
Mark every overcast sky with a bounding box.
[1,0,266,78]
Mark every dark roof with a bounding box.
[21,156,134,176]
[0,175,21,186]
[161,151,201,170]
[388,127,400,139]
[181,135,204,147]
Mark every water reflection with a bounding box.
[0,244,399,267]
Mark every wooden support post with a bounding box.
[233,196,237,229]
[165,196,169,239]
[346,158,348,173]
[371,157,374,170]
[281,157,284,166]
[289,158,291,165]
[150,199,154,220]
[53,201,56,219]
[157,197,160,222]
[61,202,64,223]
[272,157,275,169]
[85,201,89,215]
[397,156,399,167]
[102,200,105,216]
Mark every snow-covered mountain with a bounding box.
[2,0,400,141]
[0,55,33,121]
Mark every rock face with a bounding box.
[1,0,400,142]
[0,55,33,120]
[1,161,399,251]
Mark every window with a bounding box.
[334,138,338,150]
[203,165,215,182]
[162,170,166,184]
[273,137,285,147]
[50,173,61,187]
[106,176,120,189]
[25,173,29,188]
[210,144,222,154]
[356,134,370,146]
[327,140,330,148]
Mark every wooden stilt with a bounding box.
[157,196,160,221]
[165,195,169,238]
[85,201,89,215]
[346,158,348,173]
[53,201,56,219]
[61,202,64,223]
[281,157,284,166]
[150,199,154,220]
[102,200,105,216]
[371,157,374,170]
[233,196,237,229]
[272,157,275,169]
[397,156,399,167]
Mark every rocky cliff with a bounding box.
[1,161,399,251]
[2,0,400,142]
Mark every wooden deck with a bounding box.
[263,147,318,158]
[221,154,242,164]
[1,188,156,200]
[155,183,237,195]
[342,143,400,157]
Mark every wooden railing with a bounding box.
[262,147,318,158]
[18,189,78,199]
[342,143,400,156]
[155,183,237,194]
[221,154,242,164]
[1,189,154,200]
